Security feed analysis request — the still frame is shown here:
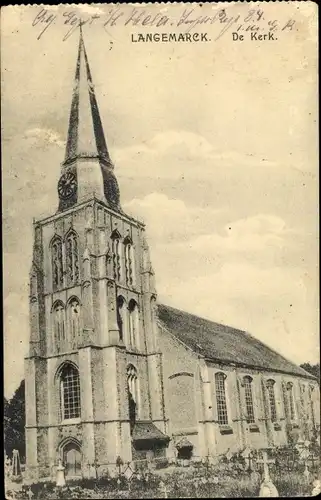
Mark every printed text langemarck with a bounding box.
[131,32,210,42]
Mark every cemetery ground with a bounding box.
[5,443,321,499]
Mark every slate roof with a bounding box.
[157,304,314,380]
[132,422,170,443]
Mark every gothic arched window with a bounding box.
[215,372,228,425]
[111,230,121,281]
[128,299,139,348]
[51,237,63,290]
[127,364,138,432]
[124,237,135,286]
[299,383,307,419]
[60,364,81,421]
[67,298,81,349]
[116,296,126,342]
[243,376,255,424]
[286,382,296,420]
[308,385,315,426]
[266,379,277,423]
[65,231,79,286]
[53,301,66,352]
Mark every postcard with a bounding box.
[2,2,319,498]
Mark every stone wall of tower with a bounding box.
[26,196,167,481]
[30,193,163,354]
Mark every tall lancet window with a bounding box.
[128,299,139,348]
[51,237,63,290]
[286,382,296,420]
[60,364,81,421]
[299,384,307,419]
[243,376,255,424]
[124,236,135,287]
[127,364,138,432]
[308,385,315,427]
[215,372,228,425]
[53,301,66,352]
[65,231,79,286]
[67,298,81,349]
[111,230,122,281]
[266,379,277,423]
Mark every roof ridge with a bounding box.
[158,302,248,334]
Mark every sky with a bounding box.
[2,3,319,399]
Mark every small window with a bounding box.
[124,237,135,287]
[60,364,81,421]
[128,299,139,348]
[243,376,255,424]
[215,372,228,425]
[266,379,277,423]
[111,231,122,281]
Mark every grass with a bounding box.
[10,468,316,499]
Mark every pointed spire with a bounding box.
[64,26,112,166]
[59,27,121,213]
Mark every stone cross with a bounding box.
[27,488,34,500]
[303,462,310,483]
[258,450,279,498]
[5,455,12,477]
[257,450,275,482]
[56,459,66,487]
[241,447,253,471]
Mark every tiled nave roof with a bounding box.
[157,304,315,380]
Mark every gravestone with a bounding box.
[5,455,12,477]
[123,464,134,480]
[159,480,168,499]
[258,450,279,497]
[295,439,305,455]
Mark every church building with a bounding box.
[25,31,320,482]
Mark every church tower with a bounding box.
[25,30,169,482]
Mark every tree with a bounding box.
[300,363,320,381]
[4,380,25,460]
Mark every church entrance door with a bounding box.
[63,442,82,478]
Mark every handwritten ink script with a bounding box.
[32,7,297,42]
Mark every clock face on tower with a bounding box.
[58,171,77,200]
